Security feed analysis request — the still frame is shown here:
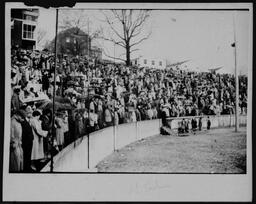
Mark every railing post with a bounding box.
[229,113,232,128]
[113,125,117,151]
[87,134,90,169]
[136,121,138,140]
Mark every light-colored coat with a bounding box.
[30,117,48,160]
[10,116,23,172]
[55,117,64,146]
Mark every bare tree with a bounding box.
[59,10,88,33]
[101,9,151,66]
[58,10,101,56]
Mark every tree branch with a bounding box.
[99,36,126,48]
[102,49,126,62]
[130,48,140,53]
[129,10,150,38]
[130,31,151,47]
[103,11,125,41]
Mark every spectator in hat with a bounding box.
[40,109,52,159]
[55,112,65,151]
[11,87,21,112]
[63,110,69,147]
[9,110,24,172]
[89,109,98,132]
[42,71,50,93]
[20,105,34,172]
[30,110,48,171]
[207,116,211,130]
[104,105,112,127]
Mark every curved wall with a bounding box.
[41,114,247,172]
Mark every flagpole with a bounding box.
[233,11,239,132]
[50,8,59,172]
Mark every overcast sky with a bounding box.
[37,8,250,74]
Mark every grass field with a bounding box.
[96,127,246,173]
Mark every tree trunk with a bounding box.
[126,44,131,66]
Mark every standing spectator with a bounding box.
[104,105,112,127]
[55,112,65,151]
[42,71,50,93]
[114,108,119,125]
[30,110,48,171]
[63,110,69,147]
[207,116,211,130]
[198,117,202,131]
[161,106,167,127]
[130,109,137,122]
[185,119,189,133]
[11,87,21,112]
[89,109,98,132]
[20,106,34,172]
[41,109,52,159]
[9,110,24,172]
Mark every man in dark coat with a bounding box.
[207,116,211,130]
[198,117,202,131]
[42,71,50,93]
[20,106,34,172]
[161,107,167,127]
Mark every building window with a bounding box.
[22,24,35,40]
[66,37,70,43]
[144,59,147,64]
[73,38,77,43]
[152,60,155,65]
[22,14,37,22]
[159,61,162,66]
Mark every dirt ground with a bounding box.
[96,127,246,173]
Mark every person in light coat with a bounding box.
[9,111,24,172]
[30,110,48,171]
[55,112,65,150]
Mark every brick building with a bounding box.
[11,9,39,50]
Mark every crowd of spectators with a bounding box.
[10,46,248,172]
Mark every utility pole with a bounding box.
[114,42,116,64]
[51,8,59,172]
[232,11,239,132]
[87,18,90,58]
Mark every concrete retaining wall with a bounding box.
[41,114,247,172]
[89,127,114,168]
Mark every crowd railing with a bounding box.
[41,114,247,172]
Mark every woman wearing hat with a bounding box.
[30,110,48,171]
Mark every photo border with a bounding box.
[1,1,253,202]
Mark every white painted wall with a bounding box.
[41,115,247,172]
